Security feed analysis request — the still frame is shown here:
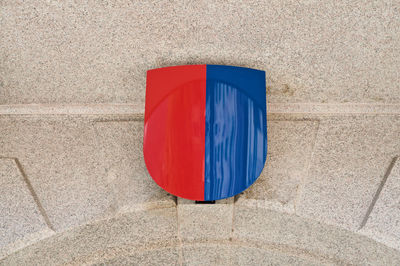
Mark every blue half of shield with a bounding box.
[204,65,268,200]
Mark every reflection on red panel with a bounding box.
[143,65,206,200]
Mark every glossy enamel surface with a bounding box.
[144,65,267,201]
[205,65,267,200]
[144,65,206,200]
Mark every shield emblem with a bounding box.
[143,65,267,201]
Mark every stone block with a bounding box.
[178,198,234,241]
[234,205,400,265]
[1,208,178,265]
[1,1,399,105]
[0,116,111,231]
[93,247,180,266]
[0,158,51,258]
[239,119,318,212]
[361,158,400,250]
[297,116,400,230]
[0,116,174,232]
[182,243,323,266]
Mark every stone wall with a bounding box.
[1,1,400,265]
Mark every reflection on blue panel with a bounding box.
[205,65,267,200]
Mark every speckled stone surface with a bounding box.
[94,120,174,213]
[0,116,110,231]
[92,247,180,266]
[0,208,178,265]
[0,116,174,232]
[233,205,400,265]
[1,0,400,263]
[178,198,234,241]
[182,243,324,266]
[240,120,318,212]
[1,113,400,263]
[297,115,400,230]
[1,0,400,106]
[3,202,399,265]
[0,158,50,258]
[361,158,400,250]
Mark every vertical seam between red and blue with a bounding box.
[204,64,210,201]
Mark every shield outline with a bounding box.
[143,65,267,201]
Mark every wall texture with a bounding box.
[1,0,400,265]
[1,0,400,107]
